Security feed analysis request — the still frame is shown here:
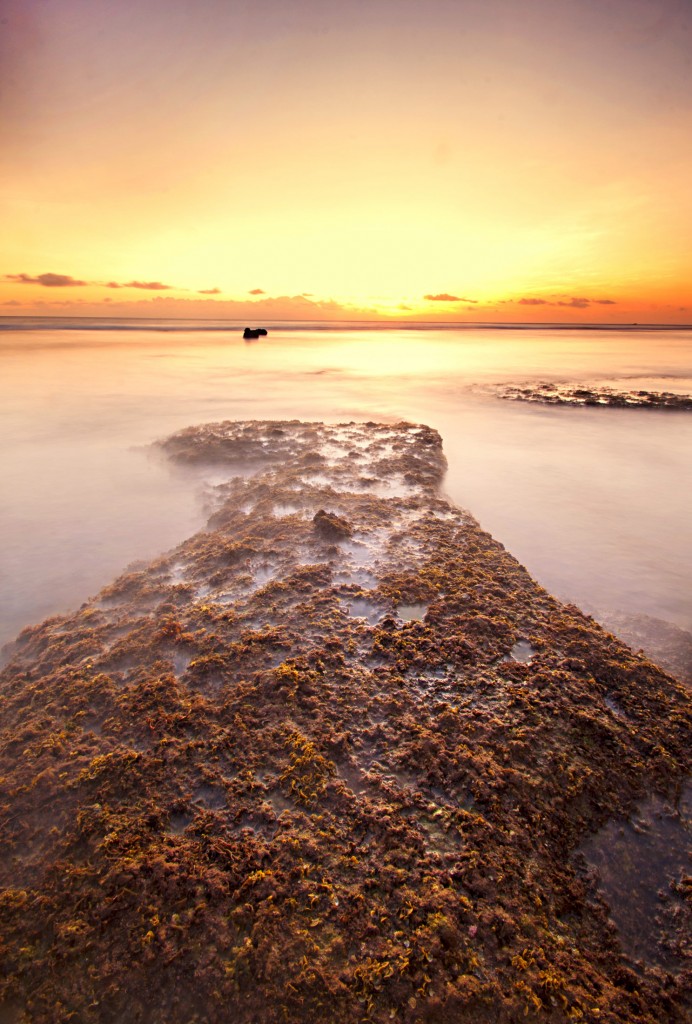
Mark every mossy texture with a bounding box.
[0,420,689,1023]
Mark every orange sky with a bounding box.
[1,0,691,323]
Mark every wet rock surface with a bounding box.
[0,419,690,1024]
[588,609,692,687]
[578,782,691,974]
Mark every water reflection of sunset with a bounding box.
[2,0,691,323]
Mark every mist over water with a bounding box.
[1,321,691,653]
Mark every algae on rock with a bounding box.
[0,420,689,1024]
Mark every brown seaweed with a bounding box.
[0,419,689,1023]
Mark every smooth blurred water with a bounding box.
[1,322,691,649]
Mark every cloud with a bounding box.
[424,293,477,303]
[198,288,221,295]
[6,272,87,287]
[516,295,616,309]
[122,280,172,291]
[249,288,265,295]
[106,280,174,290]
[33,292,382,322]
[3,299,22,306]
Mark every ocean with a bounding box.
[1,317,691,666]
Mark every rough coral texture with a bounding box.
[0,419,689,1024]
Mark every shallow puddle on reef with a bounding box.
[413,668,459,704]
[579,781,691,971]
[397,603,428,622]
[342,533,388,565]
[369,477,416,499]
[301,473,340,490]
[171,650,193,675]
[266,789,293,815]
[319,441,351,461]
[193,784,227,810]
[333,568,378,588]
[250,564,277,589]
[80,715,103,736]
[341,596,385,625]
[504,640,537,663]
[417,813,460,851]
[336,761,368,795]
[604,695,628,720]
[385,767,419,790]
[167,812,193,835]
[273,503,309,518]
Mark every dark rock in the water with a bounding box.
[312,508,353,539]
[0,418,689,1024]
[243,327,268,339]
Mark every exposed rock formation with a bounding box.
[491,381,692,410]
[0,420,689,1024]
[312,509,353,540]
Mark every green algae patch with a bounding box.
[0,419,689,1024]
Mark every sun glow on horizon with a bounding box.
[1,0,691,324]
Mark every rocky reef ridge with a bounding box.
[491,381,692,410]
[0,420,689,1024]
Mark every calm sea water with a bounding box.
[1,318,691,655]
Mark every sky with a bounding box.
[1,0,691,323]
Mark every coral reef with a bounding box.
[0,419,689,1023]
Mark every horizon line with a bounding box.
[1,313,691,330]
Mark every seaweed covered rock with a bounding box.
[0,419,689,1024]
[492,380,692,410]
[313,508,352,540]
